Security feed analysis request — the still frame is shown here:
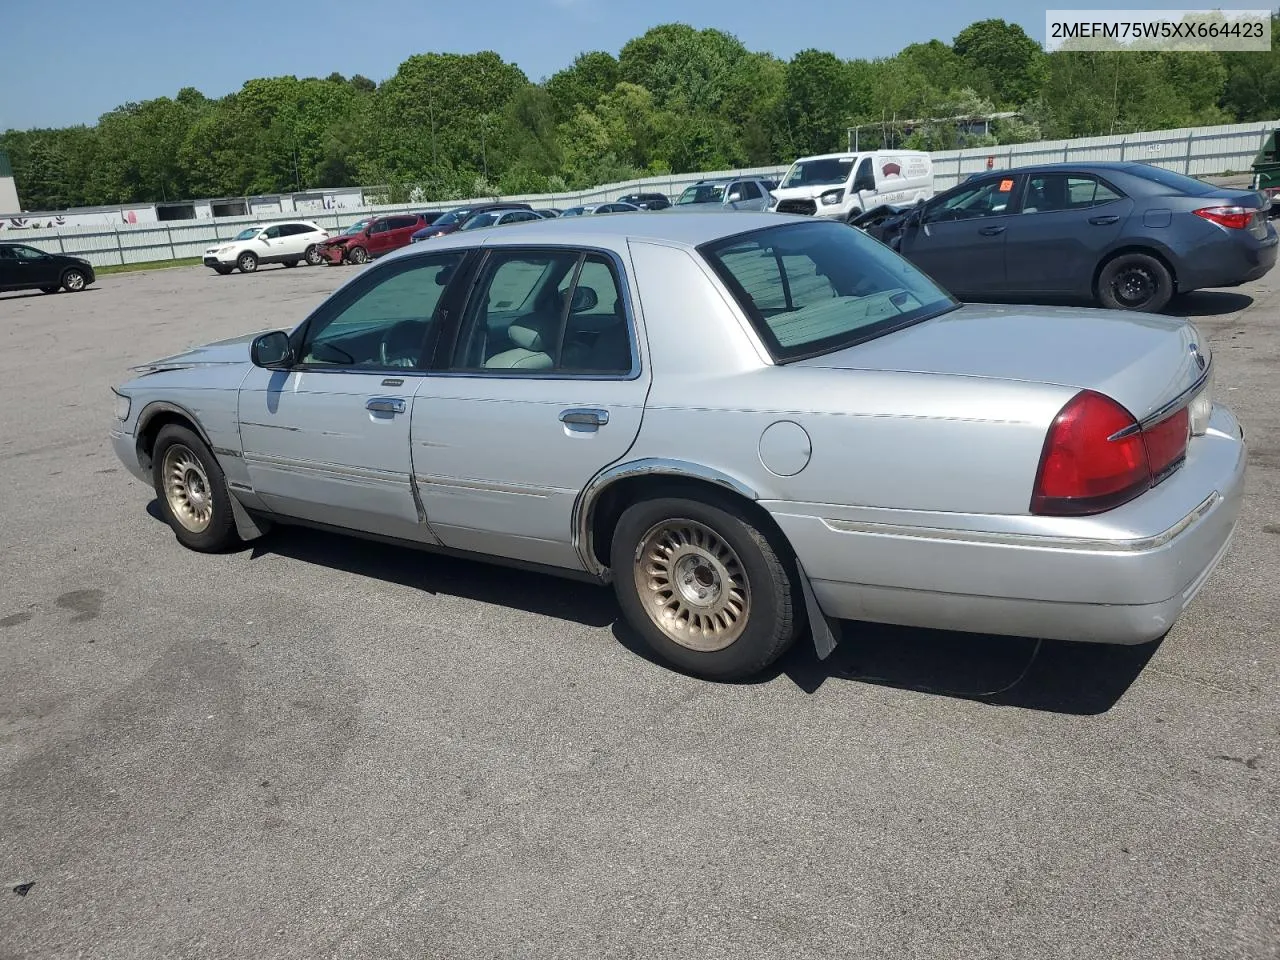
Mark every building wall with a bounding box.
[0,177,18,214]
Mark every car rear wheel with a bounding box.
[237,251,258,273]
[611,495,801,680]
[347,245,368,265]
[305,245,323,266]
[284,260,299,268]
[151,424,239,553]
[61,269,87,292]
[1096,253,1173,313]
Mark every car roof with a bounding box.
[381,211,804,261]
[970,161,1170,177]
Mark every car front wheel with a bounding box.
[61,269,87,292]
[1096,253,1173,312]
[611,495,801,680]
[151,424,239,552]
[347,245,368,265]
[237,251,258,273]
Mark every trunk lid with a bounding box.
[794,303,1207,422]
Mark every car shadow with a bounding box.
[143,505,1154,716]
[1164,291,1255,317]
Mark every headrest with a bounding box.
[507,321,550,351]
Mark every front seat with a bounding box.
[484,317,556,370]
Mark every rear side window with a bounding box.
[700,220,957,362]
[1022,175,1125,213]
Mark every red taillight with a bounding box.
[1032,391,1150,516]
[1143,406,1190,481]
[1193,205,1254,230]
[1031,391,1191,516]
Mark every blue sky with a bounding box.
[2,0,1164,130]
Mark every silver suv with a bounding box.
[673,178,773,211]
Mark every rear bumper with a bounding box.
[769,404,1247,645]
[1177,228,1278,291]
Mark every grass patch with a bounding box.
[97,257,203,276]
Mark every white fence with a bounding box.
[4,120,1276,270]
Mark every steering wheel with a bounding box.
[380,319,426,367]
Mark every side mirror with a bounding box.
[853,176,875,193]
[727,191,743,203]
[251,331,293,369]
[258,232,270,241]
[569,286,599,313]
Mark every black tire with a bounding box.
[151,424,240,553]
[611,495,802,681]
[305,245,324,266]
[237,251,258,274]
[61,268,88,292]
[1096,252,1173,313]
[40,286,59,294]
[284,260,299,268]
[347,245,368,265]
[212,266,231,276]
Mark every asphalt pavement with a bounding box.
[1,257,1277,960]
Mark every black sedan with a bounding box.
[861,161,1277,312]
[0,242,96,295]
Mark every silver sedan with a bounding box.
[109,212,1246,680]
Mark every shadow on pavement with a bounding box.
[149,509,1158,717]
[1165,291,1254,317]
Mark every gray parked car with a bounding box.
[110,213,1244,680]
[878,162,1278,313]
[674,178,773,211]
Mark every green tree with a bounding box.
[953,19,1046,108]
[784,50,856,155]
[618,24,746,111]
[545,52,619,122]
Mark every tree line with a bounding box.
[4,17,1279,211]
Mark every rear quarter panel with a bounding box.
[625,240,1074,516]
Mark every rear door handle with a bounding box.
[560,407,609,427]
[1089,214,1120,225]
[978,225,1006,236]
[366,397,406,414]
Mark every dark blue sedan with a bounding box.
[880,162,1278,312]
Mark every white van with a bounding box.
[769,151,934,221]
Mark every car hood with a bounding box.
[131,331,264,373]
[794,303,1207,422]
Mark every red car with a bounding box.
[318,213,436,265]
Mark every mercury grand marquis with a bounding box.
[110,212,1246,680]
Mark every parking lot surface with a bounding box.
[1,260,1277,960]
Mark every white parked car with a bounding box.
[202,221,329,275]
[770,151,934,221]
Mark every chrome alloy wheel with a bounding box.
[633,519,751,651]
[161,443,214,533]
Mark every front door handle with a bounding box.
[560,407,609,427]
[366,397,406,414]
[978,225,1006,236]
[1089,214,1120,225]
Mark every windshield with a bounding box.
[1122,163,1216,196]
[233,228,259,241]
[461,213,499,230]
[677,183,725,205]
[341,219,372,236]
[783,157,856,188]
[434,208,474,227]
[699,220,957,362]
